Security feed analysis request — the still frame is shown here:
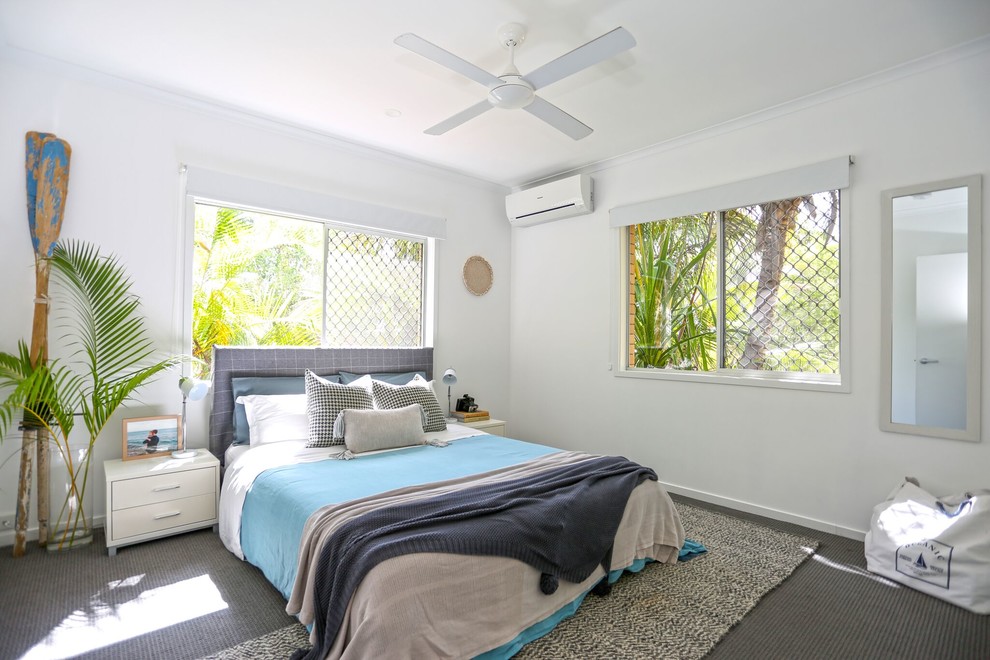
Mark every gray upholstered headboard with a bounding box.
[208,346,434,461]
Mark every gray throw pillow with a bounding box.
[334,405,426,454]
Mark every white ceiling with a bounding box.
[2,1,989,188]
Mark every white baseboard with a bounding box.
[661,481,866,542]
[0,515,106,549]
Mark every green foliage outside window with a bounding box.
[632,213,719,370]
[192,205,323,378]
[631,192,840,375]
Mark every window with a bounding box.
[613,158,849,389]
[191,203,426,378]
[323,226,425,347]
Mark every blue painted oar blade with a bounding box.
[34,137,72,257]
[25,131,53,249]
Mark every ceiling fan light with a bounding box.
[488,78,534,109]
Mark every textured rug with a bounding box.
[201,503,818,659]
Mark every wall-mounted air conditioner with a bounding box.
[505,174,594,227]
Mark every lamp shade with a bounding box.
[179,376,210,402]
[442,368,457,386]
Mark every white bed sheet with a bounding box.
[224,443,251,468]
[219,422,488,559]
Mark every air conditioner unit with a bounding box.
[505,174,594,227]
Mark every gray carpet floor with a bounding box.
[0,495,987,659]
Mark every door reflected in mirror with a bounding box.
[890,186,968,428]
[881,175,981,442]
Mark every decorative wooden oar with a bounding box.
[14,132,71,555]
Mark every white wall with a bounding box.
[509,49,990,538]
[0,56,511,542]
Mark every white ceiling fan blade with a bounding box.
[395,33,502,87]
[524,27,636,91]
[425,100,493,135]
[523,96,593,140]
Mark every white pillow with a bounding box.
[349,373,426,399]
[346,374,375,395]
[405,374,438,396]
[236,394,308,446]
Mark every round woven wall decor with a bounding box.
[462,255,493,296]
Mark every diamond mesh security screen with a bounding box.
[324,227,424,347]
[628,190,840,375]
[191,204,428,379]
[722,192,840,373]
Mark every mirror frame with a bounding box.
[880,174,982,442]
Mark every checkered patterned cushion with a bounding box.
[305,370,373,447]
[371,380,447,433]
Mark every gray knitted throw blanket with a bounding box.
[292,454,656,660]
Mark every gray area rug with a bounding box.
[201,503,818,659]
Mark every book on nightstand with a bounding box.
[453,410,490,422]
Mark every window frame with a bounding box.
[174,167,439,361]
[609,166,850,393]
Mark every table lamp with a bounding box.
[442,367,457,417]
[173,376,210,458]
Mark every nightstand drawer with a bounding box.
[461,418,506,437]
[111,466,215,511]
[110,493,217,540]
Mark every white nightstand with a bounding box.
[460,418,507,436]
[104,449,220,556]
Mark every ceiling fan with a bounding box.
[394,23,636,140]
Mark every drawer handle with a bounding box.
[152,484,181,492]
[154,511,181,520]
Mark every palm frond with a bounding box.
[0,239,182,548]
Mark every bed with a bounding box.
[210,346,685,659]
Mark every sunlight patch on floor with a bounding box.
[20,574,228,659]
[804,550,903,587]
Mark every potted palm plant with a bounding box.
[0,240,179,550]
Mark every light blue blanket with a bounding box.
[240,435,559,599]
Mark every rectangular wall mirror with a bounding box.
[881,175,982,442]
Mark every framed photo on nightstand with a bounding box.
[122,415,181,460]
